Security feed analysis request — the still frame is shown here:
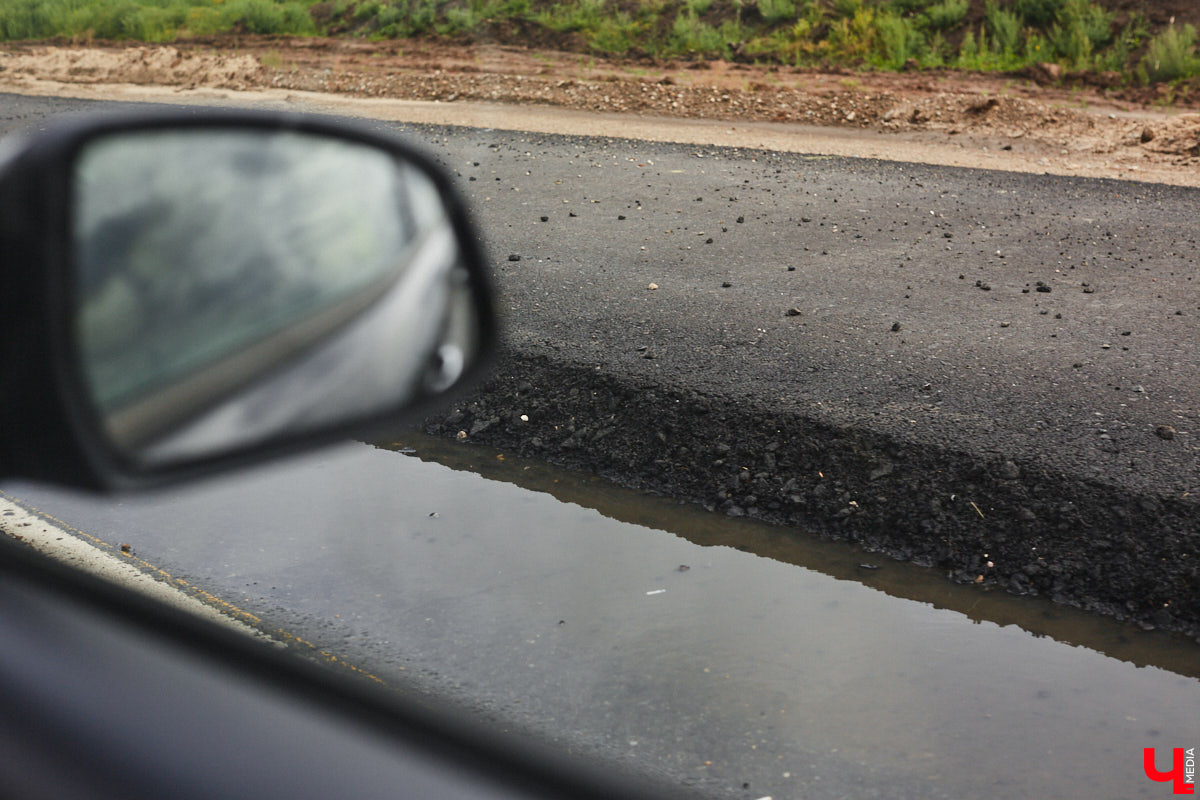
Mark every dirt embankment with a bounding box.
[2,38,1200,184]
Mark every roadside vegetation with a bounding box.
[2,0,1199,88]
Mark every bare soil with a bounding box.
[3,37,1200,185]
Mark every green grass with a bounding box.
[0,0,316,41]
[1,0,1197,90]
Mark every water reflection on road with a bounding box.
[6,437,1198,800]
[391,432,1200,679]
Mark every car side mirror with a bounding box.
[0,110,495,490]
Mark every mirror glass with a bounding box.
[72,127,481,467]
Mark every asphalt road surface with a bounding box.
[1,90,1197,629]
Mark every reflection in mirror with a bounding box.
[73,128,480,467]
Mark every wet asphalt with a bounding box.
[2,93,1198,634]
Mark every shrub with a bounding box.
[376,4,403,29]
[218,0,314,35]
[757,0,796,25]
[90,2,147,39]
[442,5,479,33]
[926,29,947,64]
[984,1,1020,55]
[1094,16,1146,72]
[1142,23,1200,83]
[408,0,439,34]
[1013,0,1065,27]
[670,11,724,56]
[373,0,437,37]
[874,10,922,68]
[1048,0,1113,66]
[958,27,977,58]
[278,2,314,33]
[585,11,638,53]
[353,1,381,21]
[234,0,287,34]
[924,0,966,32]
[0,0,57,39]
[831,0,862,20]
[825,7,874,62]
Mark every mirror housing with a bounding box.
[0,109,495,490]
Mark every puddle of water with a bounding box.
[368,433,1200,799]
[385,432,1200,680]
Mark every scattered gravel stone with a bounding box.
[647,282,659,290]
[785,307,802,316]
[508,254,521,261]
[891,322,902,332]
[1155,425,1176,441]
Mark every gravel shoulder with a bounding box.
[1,43,1196,639]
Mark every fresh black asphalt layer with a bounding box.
[2,94,1196,638]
